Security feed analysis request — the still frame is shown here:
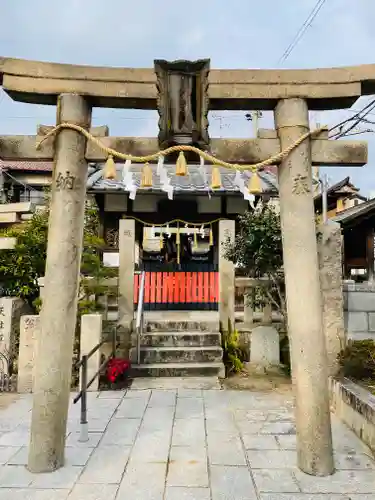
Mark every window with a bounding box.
[19,187,47,205]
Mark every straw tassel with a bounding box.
[248,170,262,194]
[176,151,188,176]
[194,231,198,249]
[141,162,153,188]
[209,225,213,246]
[103,155,117,180]
[210,166,222,189]
[159,231,164,250]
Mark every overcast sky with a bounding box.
[1,0,375,194]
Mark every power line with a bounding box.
[247,1,328,128]
[329,98,375,139]
[279,0,328,63]
[346,109,375,119]
[340,129,375,137]
[2,169,41,193]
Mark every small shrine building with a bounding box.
[87,162,278,310]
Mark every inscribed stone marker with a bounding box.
[18,315,40,393]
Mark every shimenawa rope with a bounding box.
[36,122,327,173]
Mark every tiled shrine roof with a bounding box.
[86,163,278,194]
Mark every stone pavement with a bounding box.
[0,387,374,499]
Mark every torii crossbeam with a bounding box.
[0,56,372,477]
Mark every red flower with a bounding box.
[106,358,131,383]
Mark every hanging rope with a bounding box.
[123,216,225,227]
[36,122,327,172]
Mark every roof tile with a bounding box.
[87,163,278,193]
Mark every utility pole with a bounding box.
[245,111,262,137]
[253,111,259,137]
[315,121,328,224]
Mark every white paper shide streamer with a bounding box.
[157,155,165,176]
[122,159,137,200]
[234,170,255,208]
[158,160,174,200]
[198,156,211,199]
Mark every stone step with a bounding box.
[143,320,219,333]
[131,362,225,378]
[140,331,222,347]
[138,346,223,364]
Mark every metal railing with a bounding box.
[135,270,146,364]
[73,325,117,442]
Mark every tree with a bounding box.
[0,200,115,312]
[0,210,48,307]
[223,205,286,321]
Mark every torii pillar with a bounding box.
[28,94,91,472]
[275,98,334,476]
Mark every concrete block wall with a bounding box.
[0,202,36,229]
[343,280,375,340]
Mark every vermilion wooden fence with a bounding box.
[134,271,219,310]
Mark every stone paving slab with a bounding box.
[0,387,374,498]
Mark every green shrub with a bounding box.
[338,340,375,380]
[221,320,246,376]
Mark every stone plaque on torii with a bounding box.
[0,56,372,476]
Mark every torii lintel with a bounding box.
[1,56,375,110]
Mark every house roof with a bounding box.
[314,176,366,203]
[86,163,278,194]
[327,176,357,193]
[333,197,375,225]
[0,159,53,172]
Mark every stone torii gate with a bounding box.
[0,57,371,476]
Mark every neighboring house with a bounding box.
[333,197,375,282]
[311,175,373,282]
[314,176,367,221]
[0,160,52,229]
[0,159,52,205]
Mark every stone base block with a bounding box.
[345,311,368,332]
[142,320,220,333]
[80,314,102,392]
[347,332,375,341]
[330,377,375,452]
[131,362,225,378]
[250,325,280,367]
[246,362,285,376]
[131,346,223,364]
[139,332,222,348]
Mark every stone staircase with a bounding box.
[130,317,225,377]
